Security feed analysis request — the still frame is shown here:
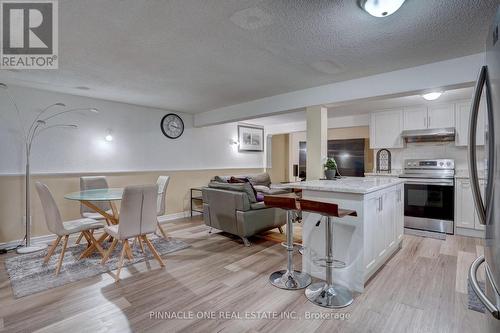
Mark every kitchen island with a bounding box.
[277,177,404,293]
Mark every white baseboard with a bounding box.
[0,210,202,250]
[455,227,485,238]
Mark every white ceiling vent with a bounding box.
[230,7,273,30]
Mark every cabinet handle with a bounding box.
[424,116,427,128]
[428,116,431,128]
[379,197,383,211]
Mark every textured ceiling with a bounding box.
[0,0,496,113]
[251,87,474,126]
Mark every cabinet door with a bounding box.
[375,196,387,259]
[474,180,486,231]
[396,186,404,242]
[455,179,475,229]
[428,104,455,129]
[383,190,397,250]
[364,197,379,271]
[370,110,403,149]
[403,107,428,130]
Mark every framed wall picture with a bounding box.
[238,124,264,152]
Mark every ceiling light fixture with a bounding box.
[105,129,113,142]
[422,91,443,101]
[359,0,406,17]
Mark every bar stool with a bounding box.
[299,199,357,308]
[264,193,312,290]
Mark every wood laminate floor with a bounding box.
[0,217,488,333]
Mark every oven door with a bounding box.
[403,181,455,234]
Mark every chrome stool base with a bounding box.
[305,282,353,308]
[270,270,312,290]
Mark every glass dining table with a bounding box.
[65,188,124,225]
[65,188,125,259]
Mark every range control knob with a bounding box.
[446,161,451,166]
[439,162,444,167]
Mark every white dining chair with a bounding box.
[156,176,170,238]
[75,176,113,244]
[101,184,165,281]
[35,182,105,275]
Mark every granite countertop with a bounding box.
[276,177,404,194]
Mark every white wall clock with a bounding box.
[161,113,184,139]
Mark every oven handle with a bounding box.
[401,179,454,186]
[468,65,492,226]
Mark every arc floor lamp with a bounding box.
[0,83,99,254]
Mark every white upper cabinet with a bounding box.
[403,107,428,130]
[403,104,455,131]
[455,101,486,146]
[370,110,403,149]
[428,104,455,129]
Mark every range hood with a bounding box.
[401,127,456,143]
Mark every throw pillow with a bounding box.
[228,177,258,199]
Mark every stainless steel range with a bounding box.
[399,159,455,234]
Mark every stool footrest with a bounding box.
[312,258,346,269]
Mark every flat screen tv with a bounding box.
[299,138,366,178]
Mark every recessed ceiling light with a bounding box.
[422,92,443,101]
[75,86,90,90]
[359,0,406,17]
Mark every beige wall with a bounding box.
[268,134,289,183]
[288,126,373,181]
[0,168,262,244]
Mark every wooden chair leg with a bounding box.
[137,236,145,254]
[157,222,168,239]
[75,232,84,245]
[102,238,118,264]
[82,231,92,246]
[142,235,165,267]
[55,235,69,276]
[44,236,61,264]
[278,226,284,234]
[115,240,128,281]
[124,240,134,260]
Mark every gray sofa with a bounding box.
[202,181,287,246]
[213,172,291,195]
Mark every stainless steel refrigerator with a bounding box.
[468,6,500,332]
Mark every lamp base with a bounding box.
[17,244,47,254]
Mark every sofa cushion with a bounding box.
[253,185,290,195]
[213,175,229,183]
[228,176,260,199]
[250,202,267,210]
[207,182,257,203]
[247,173,271,187]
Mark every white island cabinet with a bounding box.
[278,177,404,293]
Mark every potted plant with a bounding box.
[324,157,337,180]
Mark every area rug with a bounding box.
[5,236,190,298]
[468,278,486,313]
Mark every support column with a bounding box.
[306,105,327,180]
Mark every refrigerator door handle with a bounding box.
[469,256,500,319]
[468,65,491,225]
